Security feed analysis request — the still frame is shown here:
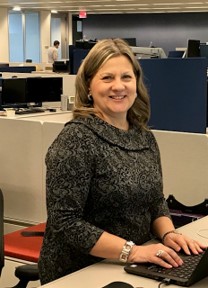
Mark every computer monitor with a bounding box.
[0,77,63,109]
[26,77,45,104]
[41,77,63,102]
[0,78,28,108]
[200,43,208,58]
[122,38,137,46]
[200,43,208,66]
[26,77,63,103]
[75,40,97,49]
[53,60,70,73]
[186,39,200,57]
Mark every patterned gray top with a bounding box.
[38,116,170,284]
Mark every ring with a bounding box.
[156,249,164,258]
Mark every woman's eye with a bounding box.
[123,75,132,80]
[102,76,112,81]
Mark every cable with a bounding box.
[158,278,171,288]
[197,229,208,239]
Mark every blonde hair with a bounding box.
[73,38,150,129]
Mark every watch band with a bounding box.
[119,240,135,263]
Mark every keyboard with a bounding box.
[124,249,208,287]
[147,252,204,279]
[15,108,45,115]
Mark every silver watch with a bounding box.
[119,240,135,263]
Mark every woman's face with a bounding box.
[89,55,137,122]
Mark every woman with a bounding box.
[38,38,205,284]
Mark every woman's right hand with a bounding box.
[128,243,183,268]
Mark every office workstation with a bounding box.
[36,217,208,288]
[1,2,208,288]
[0,63,208,288]
[1,51,208,287]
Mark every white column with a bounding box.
[0,8,9,62]
[40,10,51,63]
[68,12,73,45]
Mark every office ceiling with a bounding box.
[1,0,208,14]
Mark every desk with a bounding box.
[38,216,208,288]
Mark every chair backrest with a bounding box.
[0,188,4,276]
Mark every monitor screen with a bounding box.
[200,43,208,58]
[26,77,45,104]
[186,39,200,57]
[122,38,137,46]
[0,77,63,108]
[75,40,97,49]
[1,78,28,108]
[53,60,70,73]
[26,77,63,103]
[41,77,63,102]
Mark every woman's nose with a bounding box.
[112,78,125,90]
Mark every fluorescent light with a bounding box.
[13,6,21,11]
[51,10,58,14]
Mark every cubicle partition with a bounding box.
[69,45,90,74]
[0,113,72,234]
[0,66,36,73]
[140,58,207,133]
[68,49,207,133]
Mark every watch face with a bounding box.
[119,241,135,262]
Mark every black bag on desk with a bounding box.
[166,194,208,228]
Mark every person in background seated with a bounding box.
[47,40,60,63]
[38,38,206,284]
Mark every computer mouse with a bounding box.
[102,281,134,288]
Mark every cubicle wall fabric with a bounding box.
[140,58,207,133]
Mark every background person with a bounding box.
[47,40,60,63]
[38,38,206,284]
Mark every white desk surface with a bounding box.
[38,216,208,288]
[16,111,73,123]
[0,110,73,123]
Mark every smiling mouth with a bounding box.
[110,95,126,100]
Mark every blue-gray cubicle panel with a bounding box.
[139,58,207,133]
[0,66,36,73]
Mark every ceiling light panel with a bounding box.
[0,0,208,13]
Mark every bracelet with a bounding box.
[162,230,182,243]
[119,241,135,263]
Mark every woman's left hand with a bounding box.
[163,231,207,255]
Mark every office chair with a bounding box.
[167,194,208,228]
[5,224,45,288]
[1,188,43,287]
[0,188,4,276]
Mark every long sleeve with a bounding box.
[45,122,104,252]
